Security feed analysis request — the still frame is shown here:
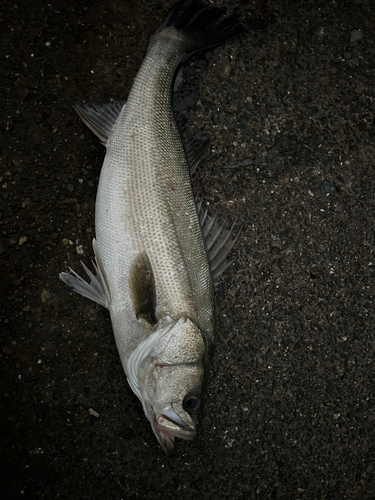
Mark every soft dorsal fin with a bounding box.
[59,238,111,308]
[196,199,242,286]
[75,101,126,144]
[129,252,157,325]
[182,130,210,175]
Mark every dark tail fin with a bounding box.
[154,0,246,53]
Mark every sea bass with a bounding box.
[60,0,244,454]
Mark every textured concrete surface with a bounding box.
[1,0,375,498]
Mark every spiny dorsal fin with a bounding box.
[196,199,242,286]
[129,252,157,325]
[75,101,126,144]
[59,238,111,308]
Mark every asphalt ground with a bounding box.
[1,0,374,498]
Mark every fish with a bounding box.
[60,0,245,454]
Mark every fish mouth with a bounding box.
[154,407,196,455]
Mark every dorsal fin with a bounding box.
[196,199,242,286]
[129,252,157,325]
[183,130,210,175]
[75,101,126,144]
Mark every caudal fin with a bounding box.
[153,0,246,53]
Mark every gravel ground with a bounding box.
[1,0,375,498]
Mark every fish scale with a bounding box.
[96,34,213,340]
[60,0,245,454]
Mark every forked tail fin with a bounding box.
[152,0,246,54]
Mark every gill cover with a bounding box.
[127,316,206,453]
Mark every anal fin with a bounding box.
[75,101,126,144]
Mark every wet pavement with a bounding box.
[1,0,375,498]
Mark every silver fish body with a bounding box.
[97,31,214,361]
[60,0,244,454]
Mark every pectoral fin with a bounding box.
[129,252,157,325]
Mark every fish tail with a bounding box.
[153,0,246,54]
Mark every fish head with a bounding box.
[127,315,206,454]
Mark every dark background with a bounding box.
[1,0,375,498]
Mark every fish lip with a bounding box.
[154,408,196,454]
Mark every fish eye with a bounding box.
[183,394,201,414]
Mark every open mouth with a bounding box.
[155,408,196,453]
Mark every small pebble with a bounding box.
[322,180,335,193]
[350,30,363,42]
